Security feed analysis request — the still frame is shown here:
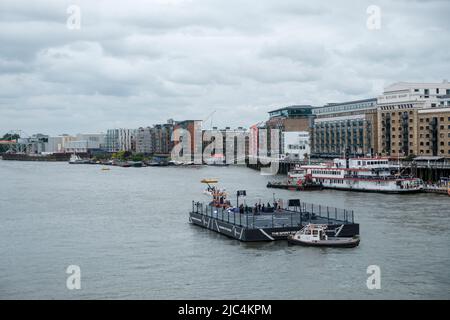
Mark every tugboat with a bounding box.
[267,168,323,191]
[287,224,360,248]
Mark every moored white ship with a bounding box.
[69,154,90,164]
[289,157,423,193]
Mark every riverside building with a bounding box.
[377,80,450,158]
[135,127,153,154]
[264,105,314,159]
[173,120,203,163]
[105,128,135,153]
[311,98,378,158]
[202,127,249,164]
[151,121,175,155]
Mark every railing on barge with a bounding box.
[191,200,354,229]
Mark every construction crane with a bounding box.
[203,110,216,130]
[0,130,27,153]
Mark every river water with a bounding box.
[0,160,449,299]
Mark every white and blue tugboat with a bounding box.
[287,224,360,248]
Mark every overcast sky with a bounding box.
[0,0,449,136]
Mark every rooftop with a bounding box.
[322,98,377,107]
[268,105,314,114]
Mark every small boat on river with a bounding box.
[69,154,90,164]
[267,169,323,191]
[287,224,360,248]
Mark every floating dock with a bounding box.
[189,200,359,242]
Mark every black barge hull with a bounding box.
[267,182,323,191]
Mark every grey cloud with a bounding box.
[0,0,449,135]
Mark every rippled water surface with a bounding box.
[0,161,449,299]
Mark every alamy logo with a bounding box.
[366,265,381,289]
[366,5,381,30]
[66,5,81,30]
[66,265,81,290]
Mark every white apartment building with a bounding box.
[377,80,450,110]
[281,131,310,160]
[106,129,134,152]
[135,127,153,154]
[64,133,106,153]
[45,134,105,153]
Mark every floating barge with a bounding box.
[189,200,359,242]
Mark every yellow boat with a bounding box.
[201,178,218,184]
[101,167,110,171]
